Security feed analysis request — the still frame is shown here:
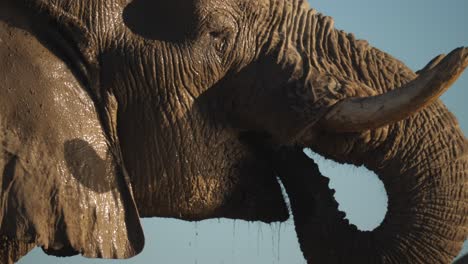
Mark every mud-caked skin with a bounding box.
[0,0,467,263]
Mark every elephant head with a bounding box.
[0,0,466,263]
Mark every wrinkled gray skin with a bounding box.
[0,0,467,263]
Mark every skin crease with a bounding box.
[0,2,463,264]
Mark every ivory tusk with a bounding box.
[320,47,468,133]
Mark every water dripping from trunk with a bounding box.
[257,222,263,256]
[232,220,237,264]
[277,222,282,262]
[270,223,281,264]
[194,222,198,243]
[194,222,199,263]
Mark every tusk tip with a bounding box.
[427,47,468,82]
[448,47,468,67]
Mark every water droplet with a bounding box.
[257,223,263,256]
[277,222,282,262]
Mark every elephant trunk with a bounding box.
[270,4,468,263]
[278,100,468,263]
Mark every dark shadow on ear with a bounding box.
[64,139,115,193]
[123,0,196,41]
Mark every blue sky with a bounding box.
[19,0,468,263]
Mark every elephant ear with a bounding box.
[0,12,143,260]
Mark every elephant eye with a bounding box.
[209,31,223,39]
[209,29,230,55]
[204,11,237,57]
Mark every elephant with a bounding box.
[0,0,467,263]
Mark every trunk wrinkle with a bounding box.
[286,100,468,263]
